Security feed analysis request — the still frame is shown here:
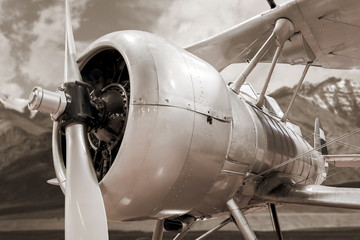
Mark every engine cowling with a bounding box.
[77,30,232,221]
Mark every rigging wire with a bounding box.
[302,132,315,143]
[245,128,360,181]
[319,134,360,152]
[295,164,348,185]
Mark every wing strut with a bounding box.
[152,219,165,240]
[230,18,294,94]
[268,204,283,240]
[195,218,232,240]
[172,217,196,240]
[256,40,284,107]
[227,199,258,240]
[281,61,312,122]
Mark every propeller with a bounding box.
[63,0,108,239]
[28,0,109,239]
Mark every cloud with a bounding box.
[22,0,90,90]
[0,32,19,97]
[152,0,289,46]
[75,0,172,42]
[0,0,89,98]
[0,32,16,80]
[152,0,359,93]
[1,0,359,99]
[153,0,241,46]
[221,63,360,94]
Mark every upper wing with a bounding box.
[186,0,360,71]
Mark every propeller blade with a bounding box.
[64,0,81,83]
[65,124,109,240]
[63,0,109,239]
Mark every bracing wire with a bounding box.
[245,128,360,181]
[319,134,360,152]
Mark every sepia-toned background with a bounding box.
[0,0,359,238]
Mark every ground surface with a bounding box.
[2,229,360,240]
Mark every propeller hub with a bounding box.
[28,86,67,120]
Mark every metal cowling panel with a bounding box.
[78,30,233,221]
[101,105,195,221]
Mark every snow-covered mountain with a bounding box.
[0,92,62,218]
[272,77,360,146]
[299,78,360,126]
[271,78,360,185]
[0,78,359,219]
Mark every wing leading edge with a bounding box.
[186,0,360,71]
[258,182,360,210]
[324,155,360,167]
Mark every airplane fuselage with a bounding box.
[77,30,326,222]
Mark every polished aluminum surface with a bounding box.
[324,154,360,167]
[63,1,109,239]
[77,31,232,221]
[151,219,165,240]
[227,199,257,240]
[260,184,360,210]
[26,0,360,239]
[52,122,66,194]
[65,124,108,240]
[69,24,328,220]
[73,27,334,225]
[28,86,67,120]
[190,87,326,215]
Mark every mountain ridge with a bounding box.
[271,77,360,185]
[272,77,360,127]
[0,78,359,219]
[0,93,62,218]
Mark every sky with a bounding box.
[0,0,359,99]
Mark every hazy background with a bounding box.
[1,0,360,237]
[1,0,360,99]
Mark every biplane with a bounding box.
[27,0,360,239]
